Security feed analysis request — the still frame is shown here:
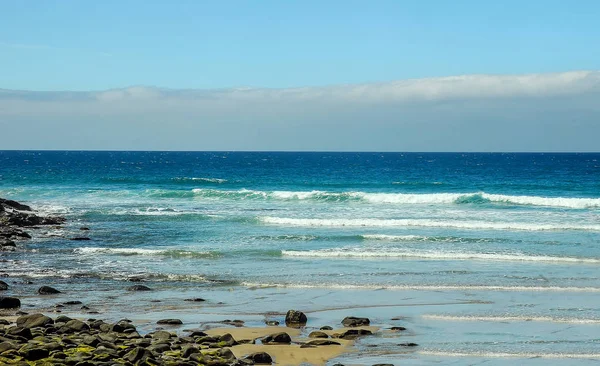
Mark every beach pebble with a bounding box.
[285,309,307,326]
[37,285,61,295]
[341,316,370,327]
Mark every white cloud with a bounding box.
[0,71,599,151]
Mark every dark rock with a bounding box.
[341,316,370,327]
[308,331,329,338]
[127,285,152,291]
[219,333,238,347]
[0,341,18,353]
[320,325,333,330]
[123,347,154,363]
[183,297,206,302]
[64,300,83,305]
[18,345,50,361]
[37,285,61,295]
[305,339,341,346]
[390,326,406,331]
[55,315,73,323]
[218,347,236,361]
[7,326,32,339]
[398,342,418,347]
[188,330,208,337]
[79,227,90,231]
[65,319,90,332]
[147,342,171,354]
[0,198,32,211]
[70,237,91,241]
[0,239,15,248]
[150,330,172,340]
[243,352,273,364]
[285,309,307,326]
[0,280,8,291]
[262,332,292,344]
[0,296,20,309]
[182,345,200,358]
[156,319,183,325]
[16,313,54,328]
[0,319,10,325]
[265,320,279,326]
[15,310,28,315]
[335,328,372,340]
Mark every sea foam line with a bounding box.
[261,217,600,232]
[422,314,600,324]
[241,283,600,292]
[73,247,217,258]
[280,249,600,263]
[418,351,600,359]
[188,189,600,208]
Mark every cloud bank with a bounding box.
[1,71,599,151]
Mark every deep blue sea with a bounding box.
[1,151,600,364]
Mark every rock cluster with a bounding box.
[0,313,260,365]
[0,198,66,250]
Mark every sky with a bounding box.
[1,0,599,151]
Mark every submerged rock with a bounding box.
[127,285,153,291]
[0,280,8,291]
[341,316,370,327]
[285,309,307,326]
[38,285,61,295]
[157,319,183,325]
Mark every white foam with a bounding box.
[362,234,429,241]
[419,351,600,359]
[73,247,209,257]
[241,282,600,292]
[261,217,600,232]
[422,314,600,324]
[187,189,600,208]
[281,249,600,263]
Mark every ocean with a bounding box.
[1,151,599,364]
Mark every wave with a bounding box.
[422,314,600,324]
[418,351,600,359]
[187,189,600,208]
[261,217,600,232]
[73,247,220,258]
[173,177,228,184]
[241,282,600,292]
[281,249,600,263]
[361,234,500,243]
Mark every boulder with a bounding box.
[285,310,307,326]
[64,319,89,332]
[0,296,20,309]
[37,286,61,295]
[243,352,273,364]
[335,328,372,340]
[341,316,370,327]
[156,319,183,325]
[262,332,292,345]
[16,313,54,328]
[0,198,32,211]
[0,280,8,290]
[308,331,329,338]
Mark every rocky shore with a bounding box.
[0,198,66,250]
[0,310,406,366]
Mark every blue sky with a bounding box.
[2,0,600,90]
[1,1,599,151]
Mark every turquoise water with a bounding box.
[1,151,600,364]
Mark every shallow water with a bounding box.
[1,151,599,364]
